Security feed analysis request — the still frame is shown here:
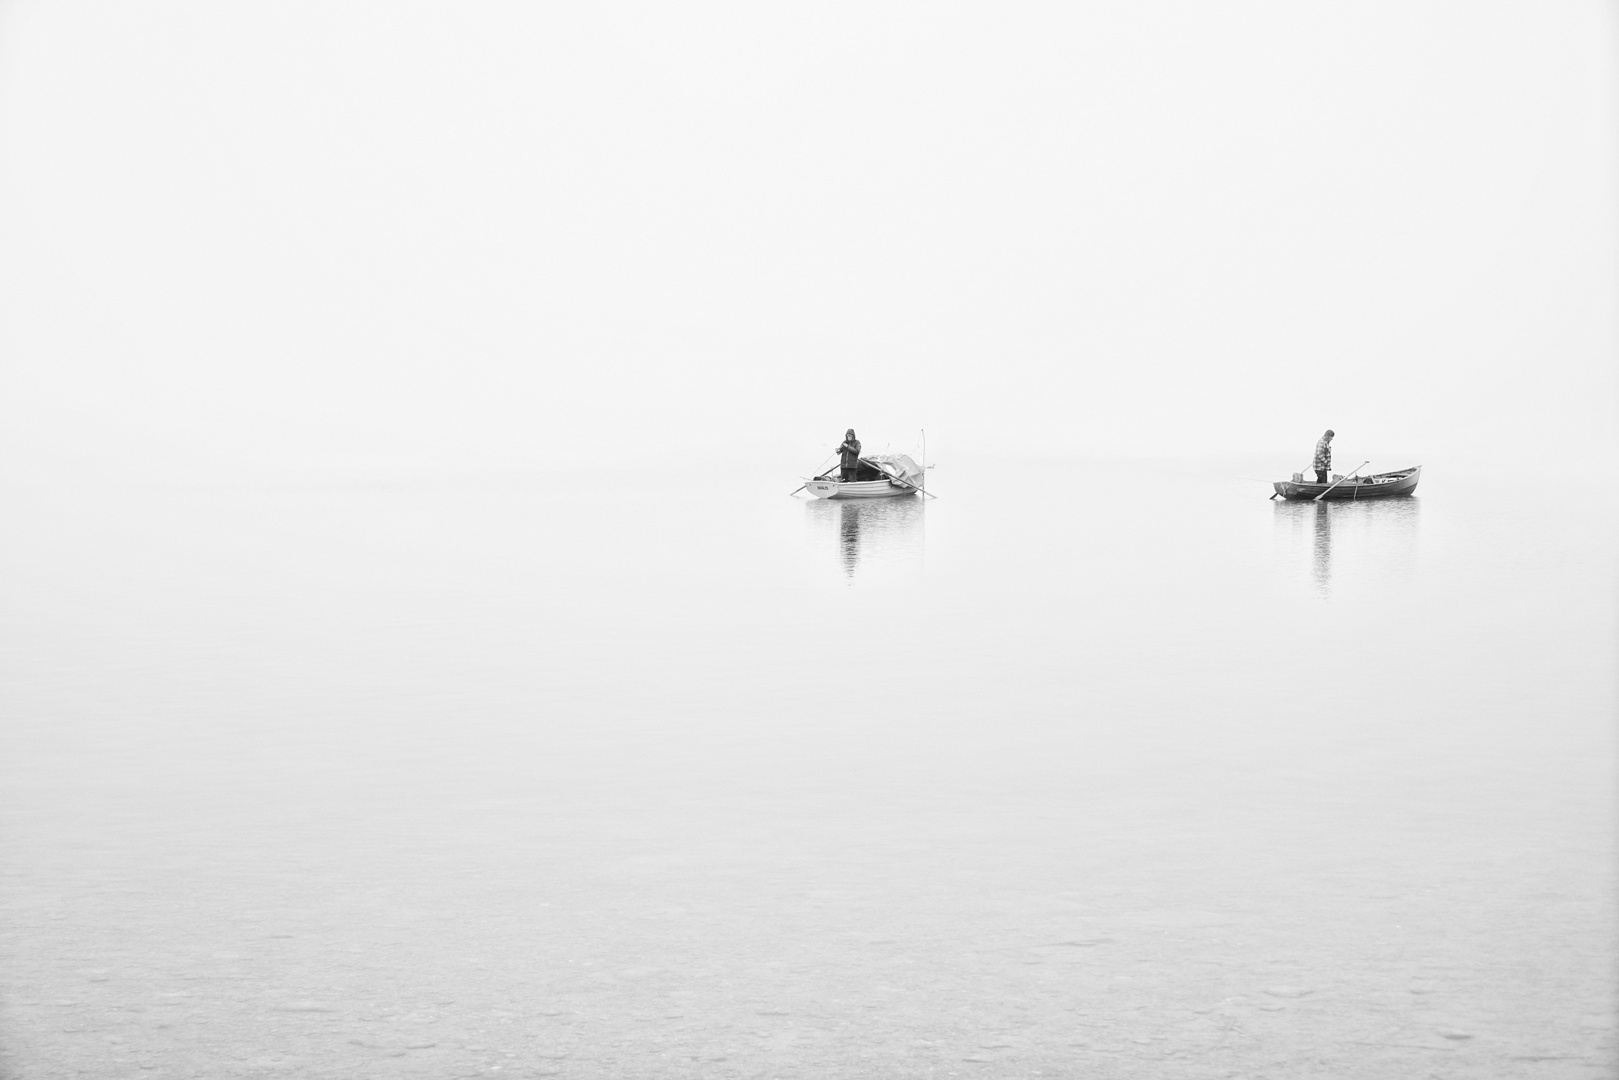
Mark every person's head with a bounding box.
[1323,429,1335,439]
[846,429,856,438]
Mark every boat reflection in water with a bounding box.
[1274,495,1421,598]
[805,495,925,580]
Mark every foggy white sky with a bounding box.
[2,1,1615,482]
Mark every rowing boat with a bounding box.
[1272,466,1421,501]
[803,453,926,499]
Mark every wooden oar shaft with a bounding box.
[1313,461,1370,502]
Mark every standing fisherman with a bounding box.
[1312,429,1335,484]
[838,429,862,482]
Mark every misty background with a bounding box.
[1,1,1615,485]
[3,7,1618,1075]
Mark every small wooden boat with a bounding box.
[1272,466,1421,501]
[803,453,926,500]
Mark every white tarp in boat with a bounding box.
[867,453,924,489]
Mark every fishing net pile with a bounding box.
[868,453,924,488]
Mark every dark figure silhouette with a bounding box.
[838,429,862,482]
[1312,429,1335,484]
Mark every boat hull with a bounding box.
[804,478,921,499]
[1273,466,1421,501]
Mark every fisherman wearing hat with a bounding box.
[837,429,862,482]
[1312,429,1335,484]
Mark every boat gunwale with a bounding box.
[805,477,921,499]
[1272,465,1421,501]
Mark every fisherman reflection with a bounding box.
[1311,502,1332,597]
[1275,496,1421,599]
[840,502,862,577]
[805,497,926,581]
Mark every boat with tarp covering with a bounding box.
[804,453,926,499]
[1272,466,1421,501]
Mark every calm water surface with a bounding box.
[1,456,1614,1078]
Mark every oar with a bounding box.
[1312,461,1369,502]
[859,457,937,499]
[789,453,839,495]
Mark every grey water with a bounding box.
[1,456,1614,1079]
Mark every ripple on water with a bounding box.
[1262,986,1311,998]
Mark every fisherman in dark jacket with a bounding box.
[1312,429,1335,484]
[838,429,862,481]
